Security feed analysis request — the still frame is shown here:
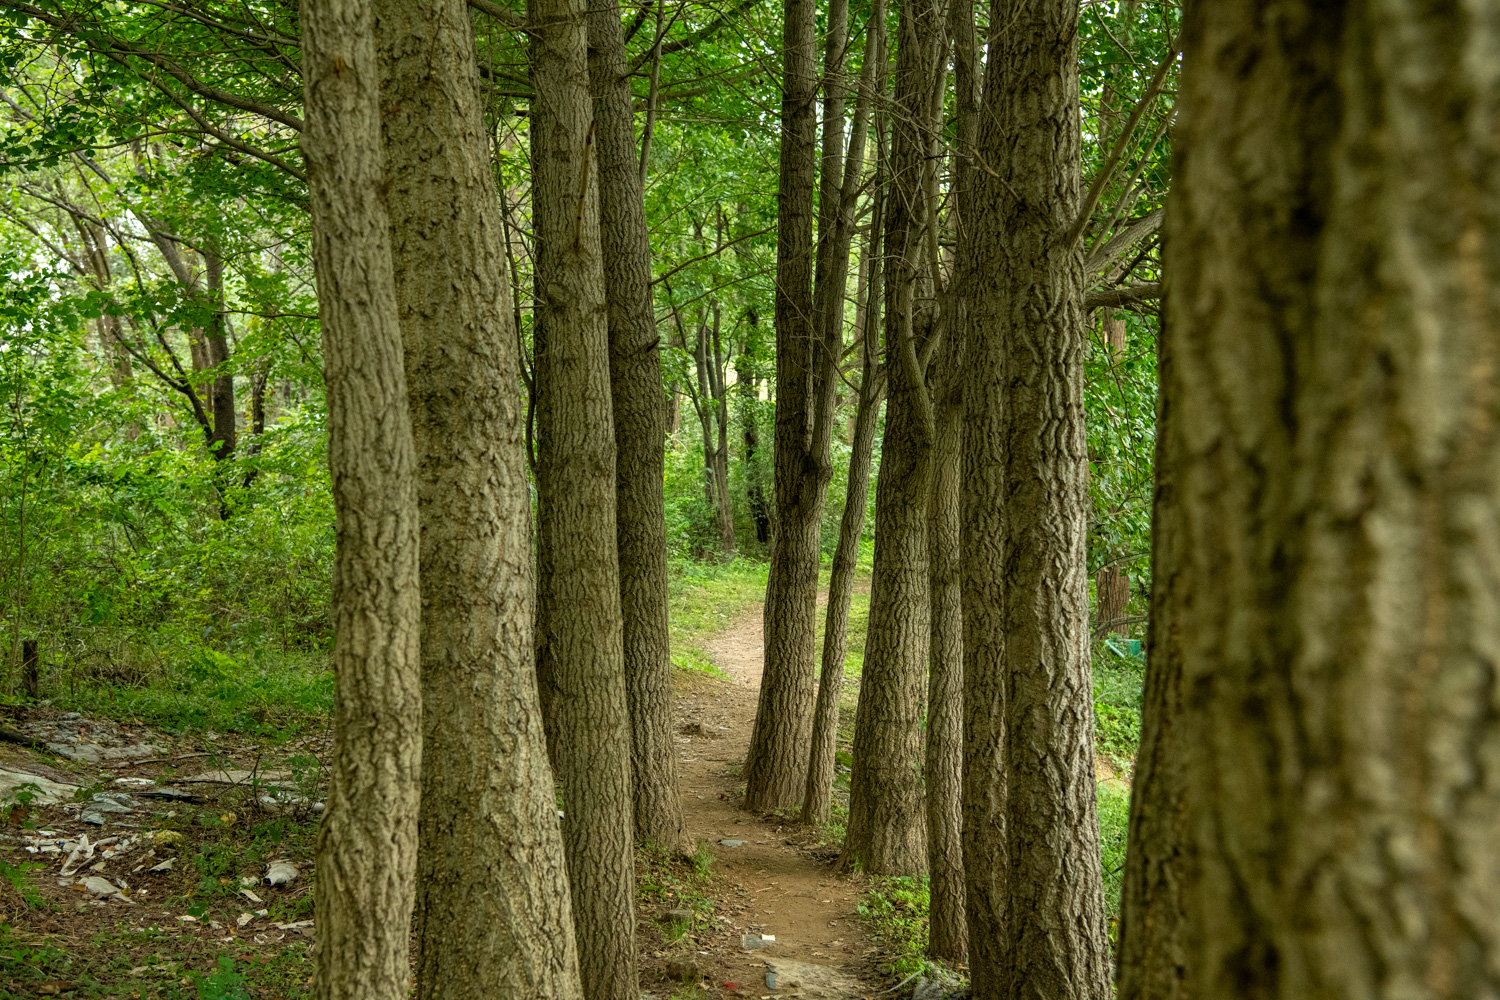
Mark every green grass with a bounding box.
[857,875,936,979]
[667,558,768,677]
[1098,779,1131,937]
[52,648,332,738]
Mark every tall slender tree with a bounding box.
[1120,2,1500,996]
[842,0,945,876]
[375,0,584,996]
[530,0,638,996]
[802,0,888,827]
[956,0,1111,995]
[744,0,828,812]
[300,1,422,996]
[586,0,686,852]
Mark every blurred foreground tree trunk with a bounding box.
[1120,3,1500,997]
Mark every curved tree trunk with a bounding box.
[744,0,826,813]
[1121,4,1500,997]
[529,1,638,997]
[375,2,584,997]
[300,5,422,996]
[586,0,686,853]
[956,0,1110,996]
[840,0,942,877]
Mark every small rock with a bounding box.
[661,908,693,925]
[265,860,299,887]
[663,960,699,983]
[740,933,775,950]
[765,972,777,990]
[912,977,945,1000]
[719,839,747,847]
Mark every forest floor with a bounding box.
[659,595,897,999]
[0,567,927,999]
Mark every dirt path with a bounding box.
[665,603,886,999]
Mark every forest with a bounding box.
[0,0,1494,998]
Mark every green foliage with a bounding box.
[1093,641,1145,766]
[1098,780,1132,939]
[857,875,935,979]
[194,956,251,1000]
[0,855,45,909]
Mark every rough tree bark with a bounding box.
[1120,3,1500,997]
[299,4,422,996]
[744,0,827,812]
[925,317,966,963]
[586,0,685,852]
[925,0,976,960]
[1096,566,1130,636]
[956,0,1111,996]
[375,1,584,996]
[841,0,943,876]
[529,1,638,997]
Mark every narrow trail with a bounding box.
[667,599,885,998]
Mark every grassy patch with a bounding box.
[637,839,720,948]
[1098,779,1131,940]
[857,875,935,979]
[667,558,768,677]
[50,648,332,739]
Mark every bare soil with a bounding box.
[650,606,887,998]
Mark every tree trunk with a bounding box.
[841,0,942,877]
[711,305,735,554]
[925,329,965,962]
[1096,565,1129,636]
[1114,295,1188,1000]
[529,1,638,997]
[300,4,423,995]
[586,0,685,853]
[375,1,585,997]
[803,133,887,827]
[743,0,827,813]
[1120,4,1500,997]
[202,247,236,463]
[20,638,38,700]
[925,9,976,951]
[956,0,1110,996]
[737,331,770,546]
